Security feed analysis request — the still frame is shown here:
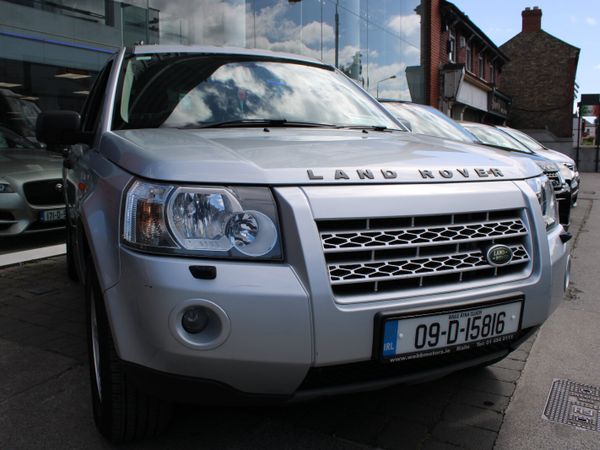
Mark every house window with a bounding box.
[490,62,496,84]
[478,53,485,79]
[448,31,456,63]
[466,42,473,72]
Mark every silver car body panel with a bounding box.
[67,45,569,397]
[101,128,541,185]
[95,174,568,394]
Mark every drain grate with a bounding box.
[543,379,600,432]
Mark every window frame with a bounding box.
[478,52,485,79]
[465,41,473,72]
[448,31,456,63]
[80,60,114,137]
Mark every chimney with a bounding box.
[522,6,542,32]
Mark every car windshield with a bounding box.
[462,124,532,153]
[383,102,475,144]
[498,127,546,152]
[113,54,401,131]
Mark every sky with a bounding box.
[451,0,599,110]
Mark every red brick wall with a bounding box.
[500,31,579,137]
[426,2,506,109]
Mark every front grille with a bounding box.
[545,170,562,190]
[318,209,531,297]
[299,328,534,391]
[23,179,64,206]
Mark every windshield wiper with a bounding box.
[337,125,400,132]
[182,119,337,129]
[479,143,533,155]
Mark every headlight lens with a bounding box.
[0,182,14,193]
[526,176,559,230]
[123,180,282,260]
[559,163,573,181]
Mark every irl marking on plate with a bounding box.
[543,379,600,433]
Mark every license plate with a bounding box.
[381,300,522,362]
[40,208,66,222]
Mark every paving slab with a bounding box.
[0,338,78,404]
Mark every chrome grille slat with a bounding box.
[321,219,527,253]
[329,244,529,285]
[317,209,532,297]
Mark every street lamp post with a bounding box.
[376,75,396,100]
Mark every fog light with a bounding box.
[181,307,209,334]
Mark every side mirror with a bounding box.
[36,111,91,148]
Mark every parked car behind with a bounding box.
[379,101,572,227]
[496,126,580,206]
[461,122,572,227]
[0,125,65,236]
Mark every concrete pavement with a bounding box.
[1,175,599,449]
[495,174,600,450]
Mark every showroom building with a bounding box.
[0,0,425,133]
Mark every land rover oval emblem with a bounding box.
[486,245,513,267]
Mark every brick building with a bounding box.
[500,7,580,138]
[422,0,510,124]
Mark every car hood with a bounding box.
[533,147,575,166]
[0,148,63,179]
[104,128,542,185]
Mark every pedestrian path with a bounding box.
[495,173,600,450]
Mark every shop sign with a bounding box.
[580,105,600,117]
[489,93,509,117]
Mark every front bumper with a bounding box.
[102,182,570,398]
[0,191,65,236]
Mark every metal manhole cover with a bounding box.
[543,379,600,432]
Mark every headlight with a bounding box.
[123,180,282,260]
[559,163,573,181]
[0,181,14,193]
[534,160,564,190]
[526,176,559,230]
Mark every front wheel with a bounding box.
[86,262,171,442]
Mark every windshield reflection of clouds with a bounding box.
[162,61,396,128]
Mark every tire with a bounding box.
[65,221,79,282]
[86,262,172,443]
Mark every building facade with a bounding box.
[0,0,427,138]
[423,0,510,124]
[500,7,580,138]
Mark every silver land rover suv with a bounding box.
[36,46,571,443]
